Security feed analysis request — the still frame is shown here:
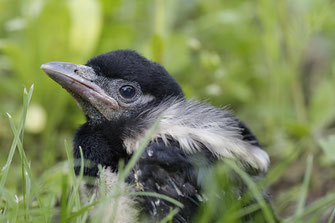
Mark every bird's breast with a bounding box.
[80,167,139,223]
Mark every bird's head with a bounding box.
[41,50,184,122]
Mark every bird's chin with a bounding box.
[71,94,110,122]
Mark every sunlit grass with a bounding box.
[1,87,334,222]
[1,0,335,222]
[0,89,182,223]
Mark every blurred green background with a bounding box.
[1,0,335,219]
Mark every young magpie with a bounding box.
[41,50,270,222]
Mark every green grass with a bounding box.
[0,89,183,223]
[1,0,335,222]
[1,87,335,222]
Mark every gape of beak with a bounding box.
[41,62,119,120]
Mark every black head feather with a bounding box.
[86,50,184,101]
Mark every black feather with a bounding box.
[73,119,129,178]
[127,140,201,222]
[86,50,184,100]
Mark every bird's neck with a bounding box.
[73,120,130,180]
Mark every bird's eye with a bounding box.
[119,85,136,99]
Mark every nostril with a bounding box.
[74,69,79,73]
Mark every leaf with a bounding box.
[283,120,311,138]
[309,80,335,130]
[224,159,276,223]
[319,135,335,162]
[294,155,313,218]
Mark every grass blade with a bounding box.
[284,193,335,222]
[60,170,69,223]
[233,203,261,219]
[224,159,276,223]
[67,200,99,221]
[294,155,313,218]
[118,116,162,182]
[159,208,180,223]
[328,208,335,223]
[126,191,183,208]
[67,146,84,213]
[8,86,34,220]
[0,113,19,191]
[0,85,34,194]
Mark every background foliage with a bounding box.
[1,0,335,221]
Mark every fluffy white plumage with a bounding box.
[80,168,139,223]
[124,98,269,172]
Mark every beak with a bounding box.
[41,62,119,112]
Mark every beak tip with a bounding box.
[40,64,47,71]
[40,62,55,72]
[40,63,52,73]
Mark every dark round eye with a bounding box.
[119,85,136,99]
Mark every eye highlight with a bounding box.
[119,85,136,99]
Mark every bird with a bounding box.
[41,49,270,222]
